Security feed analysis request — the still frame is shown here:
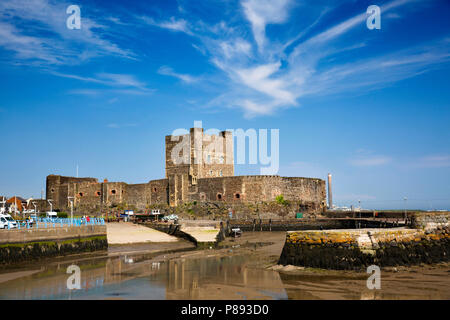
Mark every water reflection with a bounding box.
[1,253,448,300]
[0,254,287,300]
[163,256,286,300]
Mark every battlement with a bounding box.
[165,127,234,180]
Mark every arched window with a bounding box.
[78,192,84,197]
[234,193,240,200]
[216,193,223,201]
[96,191,101,197]
[111,189,117,195]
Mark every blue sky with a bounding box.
[0,0,449,210]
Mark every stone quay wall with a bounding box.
[278,226,450,270]
[229,218,346,232]
[411,211,450,230]
[0,225,107,265]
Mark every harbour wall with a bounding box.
[278,227,449,270]
[143,220,224,248]
[0,225,107,265]
[227,217,406,232]
[410,211,449,230]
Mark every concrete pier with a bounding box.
[0,225,107,265]
[144,220,222,247]
[179,220,221,245]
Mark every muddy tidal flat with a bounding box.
[0,231,448,300]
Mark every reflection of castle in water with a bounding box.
[162,256,286,300]
[0,254,286,300]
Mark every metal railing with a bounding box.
[2,217,105,230]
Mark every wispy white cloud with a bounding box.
[107,123,138,129]
[159,17,191,33]
[241,0,293,52]
[157,66,197,83]
[53,72,153,95]
[220,39,252,59]
[2,0,446,119]
[350,155,392,167]
[140,16,193,35]
[385,12,402,19]
[152,0,443,118]
[293,0,412,52]
[335,193,377,201]
[412,155,450,168]
[68,88,154,96]
[236,62,296,103]
[96,73,148,89]
[349,149,393,167]
[0,0,135,66]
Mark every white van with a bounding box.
[0,214,18,229]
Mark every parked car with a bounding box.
[46,212,58,220]
[0,214,18,229]
[162,214,178,221]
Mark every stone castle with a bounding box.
[46,128,326,215]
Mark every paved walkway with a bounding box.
[107,222,178,244]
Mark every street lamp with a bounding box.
[47,199,53,213]
[358,199,361,228]
[403,197,407,221]
[0,197,6,214]
[68,197,74,222]
[32,202,37,215]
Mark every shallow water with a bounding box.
[0,246,449,300]
[0,252,289,300]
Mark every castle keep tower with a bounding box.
[165,127,234,206]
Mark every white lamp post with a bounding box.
[403,197,407,221]
[47,199,53,213]
[358,199,361,228]
[0,197,6,214]
[68,197,74,222]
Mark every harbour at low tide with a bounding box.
[0,231,449,300]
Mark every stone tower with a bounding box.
[165,127,234,206]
